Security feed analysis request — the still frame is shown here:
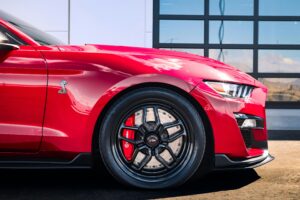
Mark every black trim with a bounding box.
[234,114,267,149]
[153,0,300,109]
[269,130,300,140]
[215,152,274,170]
[204,0,209,57]
[0,153,92,169]
[234,114,264,128]
[157,15,300,21]
[153,0,160,48]
[253,0,259,78]
[266,102,300,109]
[156,44,300,49]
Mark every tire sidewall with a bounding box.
[99,88,206,189]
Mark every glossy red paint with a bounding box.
[0,45,46,152]
[122,115,135,161]
[0,18,268,161]
[252,129,268,141]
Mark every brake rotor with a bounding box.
[131,108,183,170]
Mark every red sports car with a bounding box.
[0,10,273,189]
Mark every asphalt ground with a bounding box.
[0,140,299,200]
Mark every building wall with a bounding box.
[70,0,153,47]
[0,0,69,43]
[0,0,153,47]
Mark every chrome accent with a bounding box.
[58,80,68,94]
[242,86,248,97]
[237,85,243,97]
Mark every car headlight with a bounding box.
[204,81,254,98]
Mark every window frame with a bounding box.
[0,24,26,45]
[153,0,300,109]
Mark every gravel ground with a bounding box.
[0,141,299,200]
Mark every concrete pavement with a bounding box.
[0,141,298,200]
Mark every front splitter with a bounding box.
[215,151,274,170]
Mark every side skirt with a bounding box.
[0,153,92,169]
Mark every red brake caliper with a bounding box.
[122,115,135,161]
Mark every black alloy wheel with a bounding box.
[99,87,206,189]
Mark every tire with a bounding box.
[98,87,206,189]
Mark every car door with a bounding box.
[0,25,47,152]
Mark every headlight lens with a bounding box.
[204,81,254,98]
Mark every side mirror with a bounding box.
[0,43,20,51]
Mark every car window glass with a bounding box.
[0,25,24,45]
[0,10,64,46]
[0,31,9,43]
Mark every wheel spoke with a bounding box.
[128,147,140,163]
[137,151,152,171]
[118,125,141,144]
[118,135,142,145]
[157,124,164,132]
[116,104,190,175]
[163,120,182,129]
[138,125,147,136]
[155,148,171,169]
[142,107,147,123]
[163,145,177,162]
[168,130,185,142]
[121,125,139,131]
[153,106,161,125]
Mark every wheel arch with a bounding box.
[91,82,215,170]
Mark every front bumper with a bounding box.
[190,82,269,158]
[215,150,274,170]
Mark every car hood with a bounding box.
[58,44,258,87]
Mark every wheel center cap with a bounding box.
[146,134,160,148]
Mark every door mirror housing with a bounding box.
[0,43,19,63]
[0,43,20,51]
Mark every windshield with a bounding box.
[0,10,65,45]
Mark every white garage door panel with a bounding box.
[70,0,146,46]
[0,0,68,31]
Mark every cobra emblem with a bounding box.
[58,80,68,94]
